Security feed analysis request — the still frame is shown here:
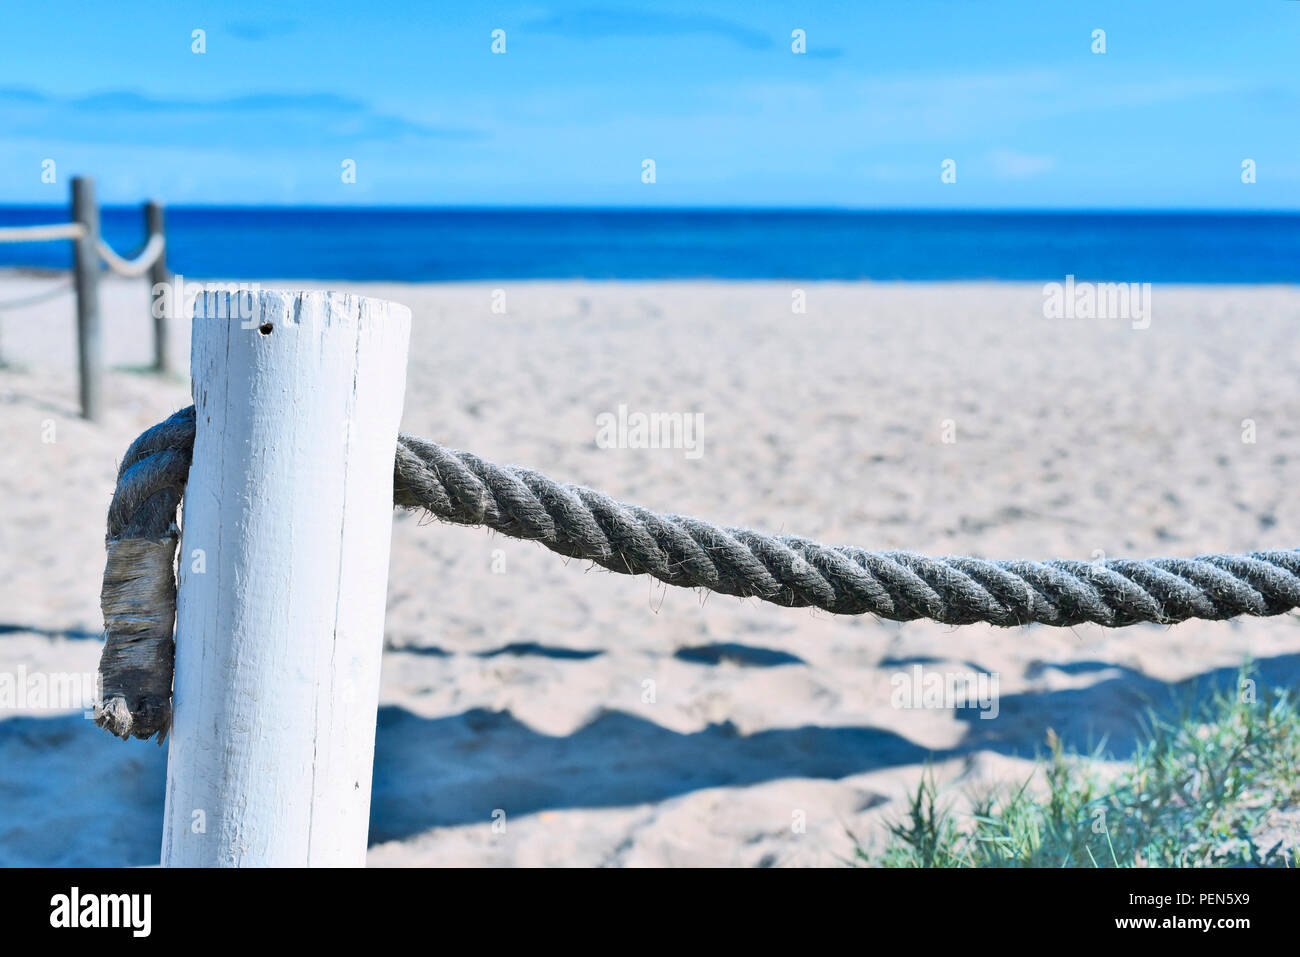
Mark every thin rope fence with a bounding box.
[0,208,165,275]
[0,223,86,243]
[97,405,1300,740]
[95,233,166,277]
[0,179,174,417]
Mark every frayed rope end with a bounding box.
[97,535,179,743]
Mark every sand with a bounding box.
[1,273,1298,866]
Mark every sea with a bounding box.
[0,207,1296,283]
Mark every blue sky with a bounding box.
[2,0,1298,208]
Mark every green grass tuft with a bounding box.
[862,664,1300,867]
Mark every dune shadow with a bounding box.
[371,651,1300,842]
[879,654,987,673]
[385,642,604,661]
[476,642,603,661]
[369,706,928,841]
[1023,659,1128,678]
[954,651,1300,760]
[674,643,805,667]
[0,623,102,641]
[385,643,453,657]
[0,712,165,867]
[3,651,1296,862]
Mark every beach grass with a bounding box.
[861,665,1300,868]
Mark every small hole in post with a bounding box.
[258,323,273,336]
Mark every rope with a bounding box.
[98,408,191,740]
[96,405,1300,740]
[0,279,75,310]
[0,222,85,243]
[0,221,165,274]
[96,233,165,277]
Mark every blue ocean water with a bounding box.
[0,207,1296,283]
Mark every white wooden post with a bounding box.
[162,290,411,867]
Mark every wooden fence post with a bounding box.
[145,200,171,374]
[161,289,411,867]
[70,176,102,421]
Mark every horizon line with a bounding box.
[2,203,1299,216]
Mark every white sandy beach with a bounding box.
[1,274,1298,866]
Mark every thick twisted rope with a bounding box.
[98,408,193,740]
[98,406,1300,740]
